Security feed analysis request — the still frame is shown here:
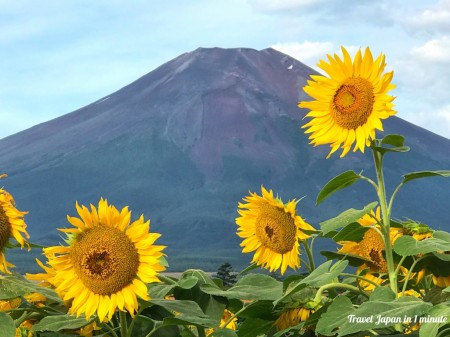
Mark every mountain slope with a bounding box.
[1,47,450,271]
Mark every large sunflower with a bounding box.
[236,186,315,275]
[299,46,396,158]
[0,181,30,273]
[275,307,315,331]
[33,198,166,321]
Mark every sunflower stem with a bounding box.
[196,325,207,337]
[401,255,427,296]
[302,239,315,271]
[313,282,369,303]
[119,311,129,337]
[340,272,381,288]
[372,145,398,295]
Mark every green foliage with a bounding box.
[320,202,378,235]
[316,171,363,205]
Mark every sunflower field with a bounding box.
[2,47,450,337]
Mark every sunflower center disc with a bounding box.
[331,77,375,129]
[0,206,11,250]
[359,228,387,272]
[255,205,296,254]
[71,227,139,295]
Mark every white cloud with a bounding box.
[404,0,450,34]
[271,41,334,69]
[410,36,450,63]
[270,41,366,72]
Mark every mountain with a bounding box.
[1,47,450,272]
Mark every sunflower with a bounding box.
[275,307,315,331]
[299,46,396,158]
[0,182,30,273]
[236,186,315,275]
[33,198,166,321]
[206,309,237,336]
[337,208,403,289]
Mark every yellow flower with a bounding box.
[206,309,237,336]
[33,198,166,321]
[337,207,403,289]
[15,320,35,337]
[24,292,47,307]
[299,46,396,158]
[0,180,30,273]
[236,186,315,275]
[0,297,21,311]
[432,275,450,288]
[76,321,102,337]
[275,307,314,331]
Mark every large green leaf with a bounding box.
[315,295,355,336]
[32,315,94,332]
[316,170,362,205]
[150,299,209,317]
[273,260,348,306]
[320,251,369,267]
[150,299,218,328]
[201,274,283,301]
[338,297,432,336]
[332,222,369,242]
[393,231,450,256]
[419,302,450,337]
[0,312,15,337]
[301,260,348,287]
[320,202,378,235]
[237,317,274,337]
[371,134,410,154]
[0,273,61,302]
[402,170,450,184]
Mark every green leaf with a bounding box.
[177,276,199,289]
[320,251,369,267]
[332,222,369,242]
[0,312,15,337]
[32,314,94,332]
[393,231,450,256]
[402,170,450,185]
[162,316,217,328]
[238,300,277,320]
[273,260,348,306]
[338,297,432,336]
[370,134,410,154]
[418,302,450,337]
[320,202,378,235]
[316,170,362,205]
[181,269,217,287]
[381,134,406,147]
[150,299,208,317]
[369,287,396,301]
[150,299,218,328]
[315,295,355,336]
[201,274,283,301]
[301,260,348,287]
[237,317,274,337]
[0,273,61,302]
[210,329,239,337]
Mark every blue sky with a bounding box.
[1,0,450,139]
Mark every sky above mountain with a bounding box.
[1,0,449,139]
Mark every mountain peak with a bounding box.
[2,47,450,271]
